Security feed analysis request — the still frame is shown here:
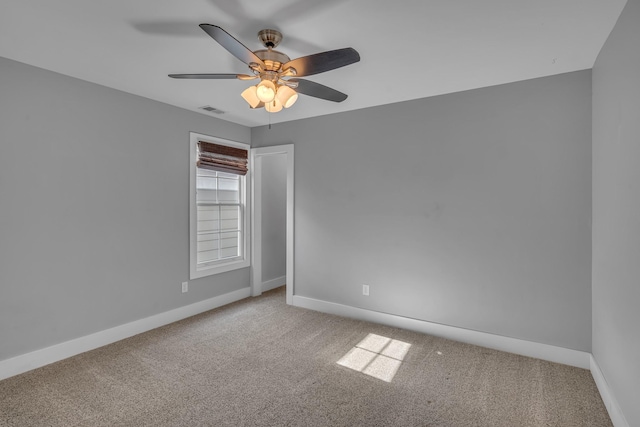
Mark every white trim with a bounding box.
[0,287,627,425]
[250,144,294,305]
[285,146,294,306]
[251,152,263,297]
[590,355,630,427]
[189,132,250,280]
[261,275,287,292]
[292,295,591,369]
[0,287,251,381]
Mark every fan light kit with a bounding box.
[169,25,360,113]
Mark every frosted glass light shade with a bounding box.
[276,85,298,108]
[256,80,276,103]
[241,85,261,108]
[265,97,283,113]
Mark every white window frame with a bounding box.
[189,132,250,280]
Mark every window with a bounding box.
[190,132,250,279]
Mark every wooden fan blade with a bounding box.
[168,74,253,79]
[289,79,348,102]
[199,24,265,68]
[283,48,360,77]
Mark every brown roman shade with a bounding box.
[197,141,248,176]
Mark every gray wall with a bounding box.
[0,57,251,361]
[260,155,287,283]
[592,0,640,424]
[253,70,593,351]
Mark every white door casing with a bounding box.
[250,144,294,305]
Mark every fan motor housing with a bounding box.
[254,49,290,71]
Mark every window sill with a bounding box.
[190,258,250,280]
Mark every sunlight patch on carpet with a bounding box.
[337,333,411,382]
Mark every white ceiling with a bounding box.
[0,0,627,127]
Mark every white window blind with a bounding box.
[196,168,243,266]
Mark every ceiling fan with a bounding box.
[169,24,360,113]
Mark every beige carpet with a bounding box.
[0,287,611,427]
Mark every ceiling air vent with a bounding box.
[199,105,225,114]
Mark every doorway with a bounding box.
[250,145,294,305]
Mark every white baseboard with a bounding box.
[292,296,633,424]
[590,355,629,427]
[0,289,628,425]
[292,295,591,369]
[261,275,286,292]
[0,287,251,381]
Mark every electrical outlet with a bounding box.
[182,282,188,293]
[362,284,369,296]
